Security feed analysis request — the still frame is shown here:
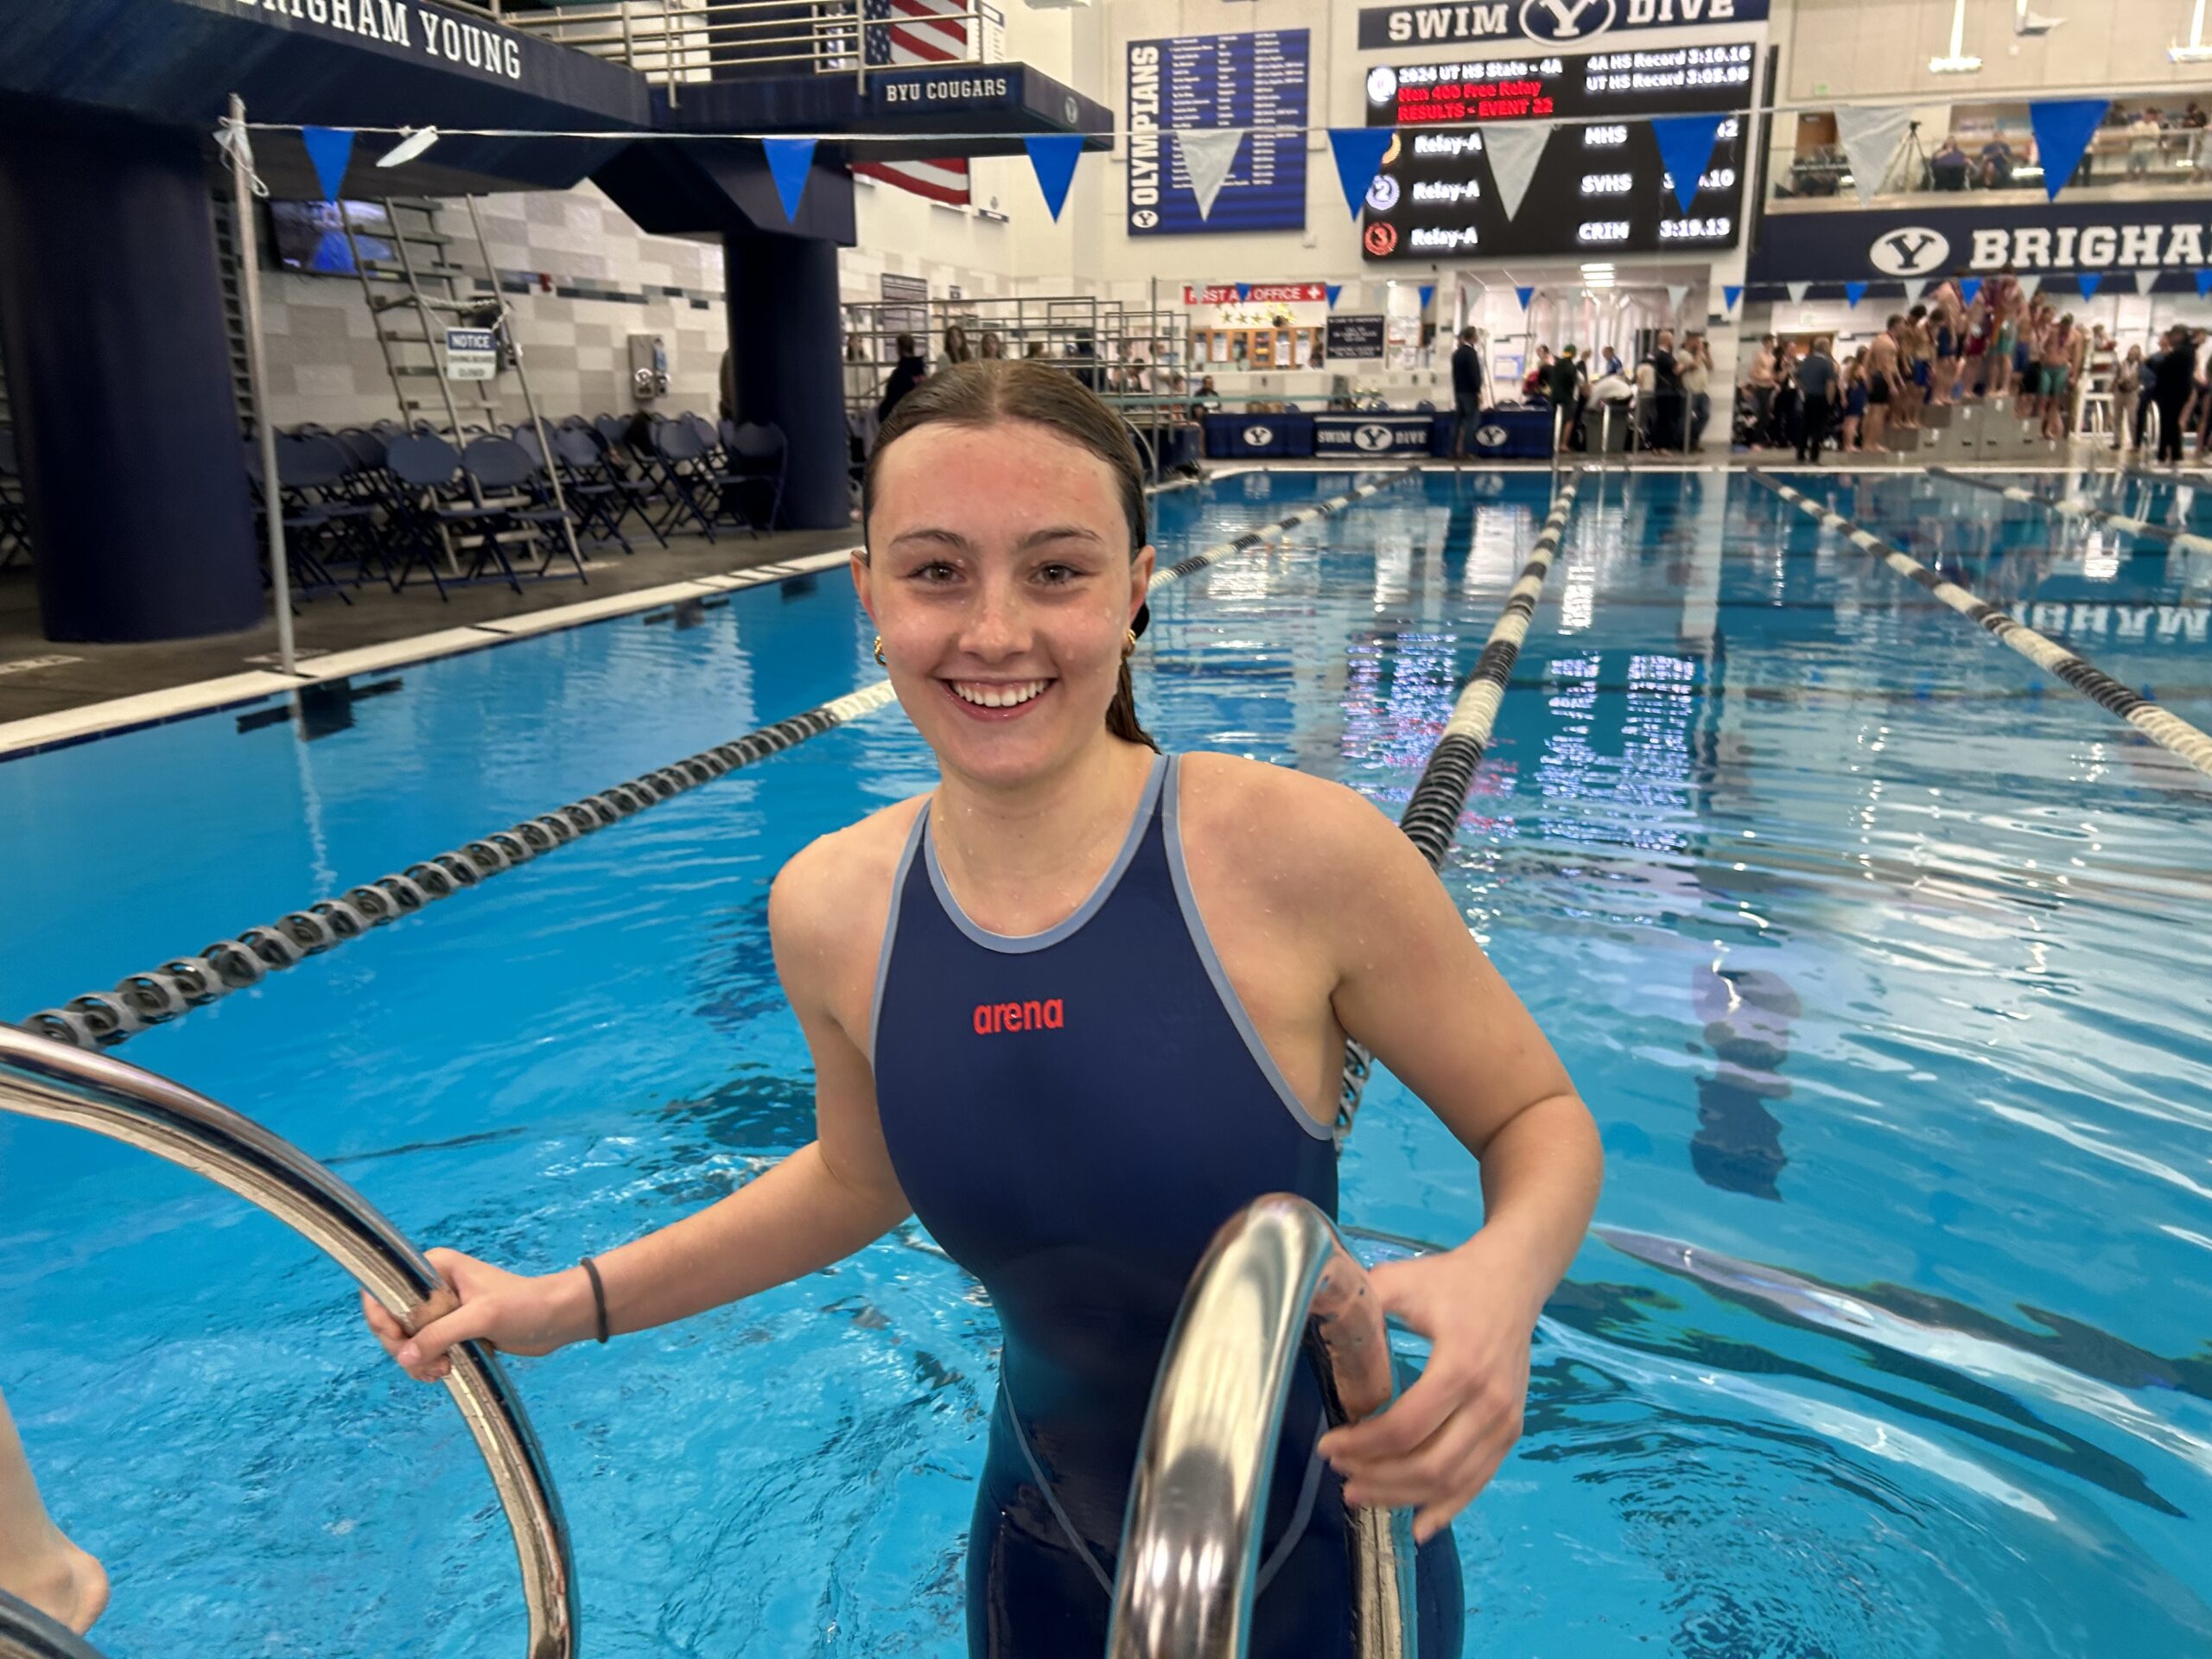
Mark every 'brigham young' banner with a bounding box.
[1357,0,1768,51]
[225,0,526,81]
[1751,200,2212,284]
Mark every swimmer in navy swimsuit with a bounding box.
[369,360,1604,1658]
[871,754,1464,1655]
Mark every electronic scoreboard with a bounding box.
[1359,39,1754,261]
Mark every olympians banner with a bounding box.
[1127,30,1309,236]
[1359,40,1751,261]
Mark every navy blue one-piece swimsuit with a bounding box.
[870,753,1465,1656]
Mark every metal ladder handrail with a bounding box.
[0,1588,101,1659]
[0,1028,576,1659]
[1109,1193,1417,1659]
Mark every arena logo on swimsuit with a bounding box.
[973,999,1066,1034]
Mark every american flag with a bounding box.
[853,0,972,206]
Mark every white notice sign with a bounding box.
[444,327,499,381]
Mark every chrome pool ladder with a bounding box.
[0,1028,576,1659]
[1109,1193,1419,1659]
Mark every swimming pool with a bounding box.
[3,466,2208,1656]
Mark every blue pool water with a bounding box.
[3,467,2209,1656]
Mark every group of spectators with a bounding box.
[2109,327,2212,463]
[861,326,1228,448]
[1786,101,2211,200]
[1456,330,1717,456]
[1739,279,2212,463]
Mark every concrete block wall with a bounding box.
[255,182,727,430]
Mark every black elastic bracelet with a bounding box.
[580,1255,609,1344]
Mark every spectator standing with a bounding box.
[2112,346,2143,451]
[878,332,929,424]
[1770,340,1802,454]
[1863,327,1897,452]
[1522,344,1553,402]
[1680,333,1713,451]
[1745,335,1778,448]
[1644,329,1685,452]
[1979,134,2016,188]
[940,324,974,370]
[1794,337,1840,462]
[1840,350,1870,453]
[1930,136,1969,191]
[1450,327,1485,460]
[2146,327,2194,464]
[1544,345,1586,450]
[2126,109,2163,178]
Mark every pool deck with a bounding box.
[1,446,2173,753]
[0,524,861,741]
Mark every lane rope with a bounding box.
[1749,472,2212,783]
[1929,467,2212,556]
[1337,468,1586,1141]
[20,469,1418,1050]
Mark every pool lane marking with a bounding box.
[1147,468,1414,593]
[1396,469,1586,864]
[1750,472,2212,782]
[19,470,1421,1051]
[1929,467,2212,556]
[1337,468,1585,1141]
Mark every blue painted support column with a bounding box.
[724,230,849,531]
[0,119,261,642]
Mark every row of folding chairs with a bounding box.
[0,429,29,569]
[244,412,789,605]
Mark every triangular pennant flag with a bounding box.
[2018,272,2043,298]
[1419,283,1434,310]
[1024,134,1084,221]
[2076,271,2102,300]
[1326,283,1343,308]
[2196,270,2212,297]
[761,137,817,224]
[1832,105,1914,205]
[1665,282,1689,315]
[1649,114,1723,213]
[1786,281,1811,303]
[2133,269,2158,296]
[1844,280,1867,307]
[1329,127,1395,219]
[1235,283,1251,302]
[1722,284,1742,313]
[1178,127,1243,222]
[1904,278,1929,302]
[1515,285,1535,310]
[1481,123,1551,221]
[1960,276,1982,306]
[302,125,355,202]
[2028,99,2109,200]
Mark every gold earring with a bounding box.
[1122,628,1138,660]
[874,635,887,666]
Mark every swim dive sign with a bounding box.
[218,0,527,81]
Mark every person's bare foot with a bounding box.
[12,1540,107,1634]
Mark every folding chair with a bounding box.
[721,421,787,534]
[461,435,589,588]
[244,437,354,605]
[650,416,743,542]
[547,427,643,556]
[594,412,674,536]
[383,432,491,600]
